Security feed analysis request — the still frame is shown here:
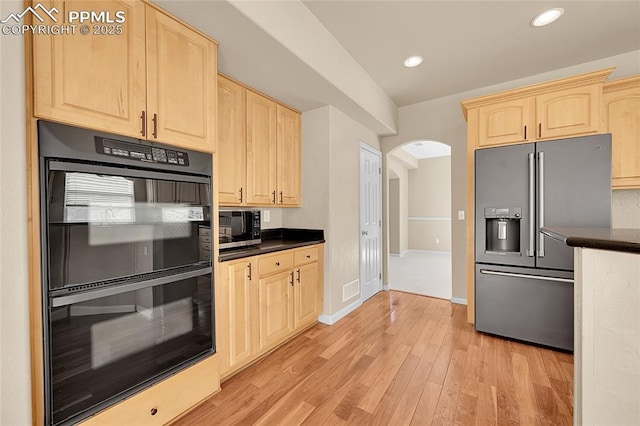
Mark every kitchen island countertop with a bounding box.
[541,227,640,254]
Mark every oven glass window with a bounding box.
[49,272,213,425]
[46,170,212,290]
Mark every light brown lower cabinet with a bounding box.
[217,244,323,380]
[80,354,219,425]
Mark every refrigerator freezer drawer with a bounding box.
[475,264,574,351]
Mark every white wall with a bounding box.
[388,178,400,254]
[387,156,408,255]
[408,156,451,252]
[382,49,640,301]
[284,105,380,316]
[0,1,32,422]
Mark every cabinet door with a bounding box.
[535,85,600,140]
[146,7,217,152]
[477,98,532,147]
[603,81,640,189]
[294,263,319,330]
[227,261,254,370]
[33,0,146,138]
[276,105,301,206]
[218,76,247,205]
[246,91,277,205]
[258,270,293,351]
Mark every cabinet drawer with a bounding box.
[81,355,219,425]
[258,252,293,276]
[294,246,319,266]
[199,235,212,243]
[199,227,212,237]
[200,242,212,251]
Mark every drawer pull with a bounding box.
[275,262,280,266]
[306,255,311,259]
[150,408,158,416]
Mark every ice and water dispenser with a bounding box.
[484,207,521,254]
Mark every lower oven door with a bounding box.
[46,268,214,425]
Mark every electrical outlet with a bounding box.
[263,210,270,222]
[458,210,465,220]
[436,238,440,244]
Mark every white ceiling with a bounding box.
[401,141,451,159]
[302,0,640,106]
[156,1,640,133]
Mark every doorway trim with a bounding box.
[359,142,383,304]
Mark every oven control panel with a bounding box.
[95,137,190,166]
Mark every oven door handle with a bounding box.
[51,267,212,307]
[48,161,211,185]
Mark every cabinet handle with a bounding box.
[290,271,294,286]
[247,262,252,280]
[275,262,280,266]
[152,113,158,139]
[279,191,283,204]
[296,269,301,283]
[538,123,541,138]
[140,111,147,137]
[239,187,243,203]
[306,255,311,259]
[523,125,527,140]
[272,191,276,204]
[150,408,158,416]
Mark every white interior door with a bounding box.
[359,143,382,302]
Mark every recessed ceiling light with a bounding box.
[531,8,564,27]
[404,55,423,68]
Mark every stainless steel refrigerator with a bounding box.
[475,134,611,351]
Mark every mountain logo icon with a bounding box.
[1,3,59,24]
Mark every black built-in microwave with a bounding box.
[219,210,261,250]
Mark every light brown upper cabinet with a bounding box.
[465,68,613,149]
[276,105,302,206]
[145,7,216,151]
[34,0,217,153]
[218,76,247,205]
[477,98,532,147]
[603,75,640,189]
[246,90,278,205]
[217,74,302,207]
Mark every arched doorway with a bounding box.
[387,140,452,299]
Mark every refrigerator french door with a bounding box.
[475,134,611,350]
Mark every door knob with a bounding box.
[361,230,368,236]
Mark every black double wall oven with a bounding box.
[39,121,215,425]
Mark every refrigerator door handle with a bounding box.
[527,152,535,257]
[538,151,545,258]
[480,269,573,283]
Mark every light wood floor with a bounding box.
[174,291,573,425]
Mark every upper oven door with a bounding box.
[44,161,212,291]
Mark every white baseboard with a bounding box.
[407,249,451,255]
[450,297,467,305]
[318,298,362,325]
[383,284,390,291]
[389,250,409,258]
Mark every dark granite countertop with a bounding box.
[219,228,325,262]
[541,227,640,254]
